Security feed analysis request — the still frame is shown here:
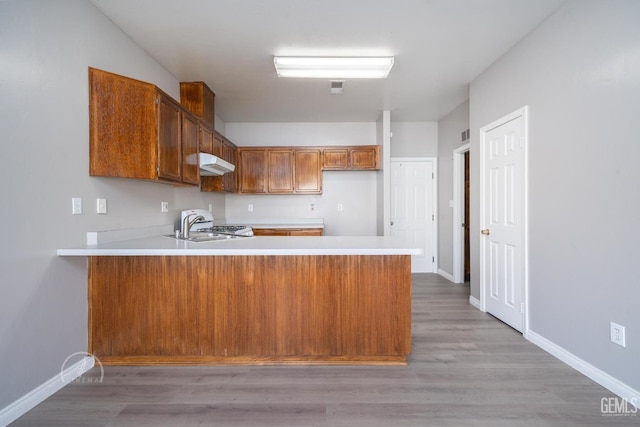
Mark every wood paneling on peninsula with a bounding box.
[88,255,411,365]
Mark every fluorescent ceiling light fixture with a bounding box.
[274,56,394,78]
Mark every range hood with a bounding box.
[199,153,235,176]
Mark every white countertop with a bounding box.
[57,235,422,256]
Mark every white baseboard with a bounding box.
[527,330,639,409]
[0,356,95,426]
[437,269,455,283]
[469,295,481,309]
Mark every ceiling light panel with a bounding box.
[274,56,394,79]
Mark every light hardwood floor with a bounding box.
[11,274,637,426]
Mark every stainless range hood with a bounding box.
[199,153,235,176]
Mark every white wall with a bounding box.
[390,122,438,158]
[224,122,380,235]
[469,0,640,391]
[225,122,376,147]
[0,0,225,410]
[437,101,469,276]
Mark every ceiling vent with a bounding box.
[330,80,344,94]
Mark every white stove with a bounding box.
[201,225,254,236]
[181,209,254,236]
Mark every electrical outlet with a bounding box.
[208,203,213,212]
[310,203,315,211]
[248,204,253,212]
[337,203,343,212]
[96,198,107,214]
[610,322,626,347]
[161,201,169,213]
[72,197,82,215]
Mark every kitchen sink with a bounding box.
[164,232,252,243]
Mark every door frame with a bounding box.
[452,143,470,284]
[479,106,529,336]
[390,157,438,273]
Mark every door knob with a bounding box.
[481,229,490,235]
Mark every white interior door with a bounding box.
[391,159,436,273]
[480,108,527,332]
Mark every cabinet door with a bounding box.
[89,68,158,180]
[268,149,294,193]
[200,126,213,154]
[322,148,348,170]
[239,149,267,193]
[180,81,215,129]
[289,228,323,236]
[222,141,237,193]
[157,94,182,181]
[350,146,379,169]
[181,112,200,185]
[252,228,290,236]
[213,132,224,157]
[294,149,322,194]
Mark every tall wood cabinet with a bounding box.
[89,68,198,186]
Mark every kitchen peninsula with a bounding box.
[58,234,421,366]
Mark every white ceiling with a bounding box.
[90,0,566,123]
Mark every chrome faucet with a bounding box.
[182,214,205,239]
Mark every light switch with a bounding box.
[161,201,169,213]
[96,198,107,214]
[72,198,82,215]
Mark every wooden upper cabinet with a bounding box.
[294,149,322,193]
[89,68,196,186]
[350,146,379,169]
[199,126,213,154]
[213,132,224,158]
[322,145,380,170]
[239,148,267,193]
[179,81,215,129]
[322,148,349,169]
[222,139,238,193]
[181,111,200,185]
[156,94,182,181]
[238,147,322,195]
[200,133,238,194]
[268,149,294,193]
